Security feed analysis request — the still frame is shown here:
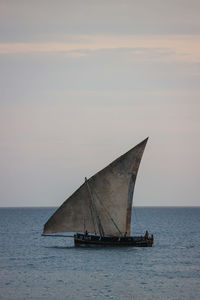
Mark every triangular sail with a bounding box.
[43,138,148,236]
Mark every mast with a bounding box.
[85,177,105,237]
[92,187,123,236]
[84,178,97,234]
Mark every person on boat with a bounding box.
[85,230,88,236]
[124,232,127,237]
[145,230,149,240]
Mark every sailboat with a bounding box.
[43,138,154,247]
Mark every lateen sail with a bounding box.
[43,138,148,236]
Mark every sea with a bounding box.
[0,207,199,300]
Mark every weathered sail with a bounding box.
[43,138,148,236]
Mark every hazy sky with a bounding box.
[0,0,200,207]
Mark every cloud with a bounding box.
[0,34,200,63]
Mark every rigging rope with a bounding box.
[85,178,105,237]
[92,187,123,236]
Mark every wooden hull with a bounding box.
[74,233,153,247]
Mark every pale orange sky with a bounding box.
[0,0,200,207]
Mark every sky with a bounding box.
[0,0,200,207]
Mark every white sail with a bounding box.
[43,138,148,236]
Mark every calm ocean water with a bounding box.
[0,207,199,300]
